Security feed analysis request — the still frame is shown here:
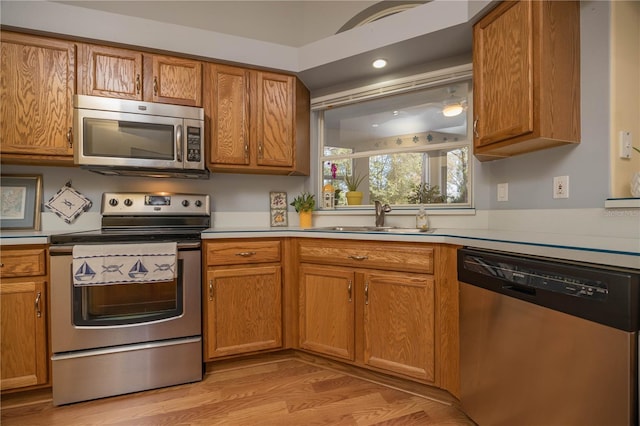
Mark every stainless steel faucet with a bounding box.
[374,200,392,227]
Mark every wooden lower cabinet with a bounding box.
[299,265,355,361]
[0,246,49,391]
[297,239,459,396]
[203,240,283,360]
[364,271,435,382]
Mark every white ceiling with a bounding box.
[47,0,482,92]
[56,1,379,48]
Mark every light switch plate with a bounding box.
[497,183,508,202]
[620,131,632,159]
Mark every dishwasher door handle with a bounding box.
[502,284,536,297]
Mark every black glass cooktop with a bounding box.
[50,228,205,245]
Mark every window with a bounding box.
[315,67,472,209]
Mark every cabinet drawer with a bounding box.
[206,241,281,266]
[298,240,433,274]
[0,248,46,278]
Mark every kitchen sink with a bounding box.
[309,226,431,234]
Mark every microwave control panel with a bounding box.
[186,126,201,162]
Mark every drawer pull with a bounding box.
[236,251,257,257]
[35,292,42,318]
[208,280,214,301]
[347,280,352,303]
[348,255,368,261]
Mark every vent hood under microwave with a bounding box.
[73,95,209,179]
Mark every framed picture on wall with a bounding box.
[269,191,288,227]
[0,174,43,230]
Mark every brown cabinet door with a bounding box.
[148,55,202,106]
[1,32,75,158]
[207,64,251,166]
[79,44,143,100]
[473,0,534,147]
[204,265,282,359]
[254,72,294,168]
[0,279,47,390]
[363,271,435,382]
[299,265,355,361]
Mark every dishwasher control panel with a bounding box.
[464,255,609,301]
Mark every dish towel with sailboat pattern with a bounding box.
[72,242,177,286]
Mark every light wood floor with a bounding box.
[1,357,475,425]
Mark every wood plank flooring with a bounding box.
[1,357,475,425]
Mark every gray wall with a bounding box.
[481,1,610,210]
[2,1,612,213]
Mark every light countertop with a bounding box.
[2,226,638,269]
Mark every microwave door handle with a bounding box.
[176,124,183,163]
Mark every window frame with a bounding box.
[313,64,473,211]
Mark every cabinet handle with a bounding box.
[347,280,352,303]
[244,143,249,158]
[66,127,73,148]
[235,251,257,257]
[0,263,4,268]
[208,280,214,301]
[136,74,141,94]
[473,117,479,138]
[364,282,369,305]
[153,76,158,96]
[35,292,42,318]
[348,255,368,261]
[258,143,263,159]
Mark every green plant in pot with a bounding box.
[344,172,367,205]
[290,192,315,228]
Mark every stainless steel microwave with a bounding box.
[74,95,208,179]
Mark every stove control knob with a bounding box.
[124,198,133,207]
[182,200,190,207]
[195,200,202,207]
[108,198,118,207]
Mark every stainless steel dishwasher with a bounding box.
[458,247,639,426]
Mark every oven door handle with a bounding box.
[50,241,201,255]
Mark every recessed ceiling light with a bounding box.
[372,123,379,127]
[372,59,387,69]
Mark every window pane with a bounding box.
[318,78,471,208]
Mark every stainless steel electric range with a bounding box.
[49,192,210,405]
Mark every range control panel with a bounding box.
[102,192,210,216]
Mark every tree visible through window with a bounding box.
[316,75,472,208]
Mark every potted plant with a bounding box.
[290,192,315,228]
[344,172,367,205]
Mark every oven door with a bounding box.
[51,243,201,353]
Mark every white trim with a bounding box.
[311,64,472,110]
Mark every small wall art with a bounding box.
[269,191,288,227]
[0,174,43,230]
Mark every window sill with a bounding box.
[314,207,476,216]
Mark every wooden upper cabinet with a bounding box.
[473,0,580,161]
[206,64,251,166]
[145,54,202,106]
[0,31,75,162]
[205,63,310,175]
[254,72,294,168]
[79,44,143,100]
[79,44,202,106]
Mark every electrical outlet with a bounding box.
[553,176,569,199]
[497,183,508,202]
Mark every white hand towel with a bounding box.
[72,242,177,286]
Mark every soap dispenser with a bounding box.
[416,205,429,230]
